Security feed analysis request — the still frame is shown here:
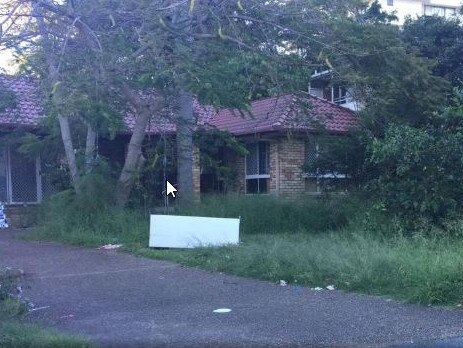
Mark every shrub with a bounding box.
[369,89,463,222]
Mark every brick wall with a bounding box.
[269,142,279,193]
[4,205,38,228]
[192,146,201,199]
[221,136,306,196]
[278,138,306,196]
[269,137,306,196]
[235,154,246,193]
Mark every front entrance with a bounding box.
[0,145,42,204]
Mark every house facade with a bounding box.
[0,74,356,224]
[0,75,45,206]
[202,94,356,196]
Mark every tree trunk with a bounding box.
[176,90,194,203]
[85,123,96,174]
[57,115,80,193]
[33,3,80,193]
[115,86,154,207]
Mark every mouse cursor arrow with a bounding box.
[166,180,177,198]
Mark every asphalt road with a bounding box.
[2,229,463,347]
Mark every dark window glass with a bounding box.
[246,178,268,194]
[246,142,269,175]
[246,143,258,175]
[258,142,269,175]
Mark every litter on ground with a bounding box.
[98,244,123,250]
[279,280,287,286]
[213,308,232,313]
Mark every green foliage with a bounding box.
[33,169,147,247]
[31,195,352,249]
[303,133,369,191]
[176,195,352,234]
[140,229,463,306]
[18,132,63,162]
[402,16,463,88]
[0,81,17,112]
[308,1,450,133]
[193,128,247,193]
[30,193,463,305]
[369,89,463,222]
[188,46,311,107]
[0,320,92,348]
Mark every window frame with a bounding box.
[424,5,457,18]
[245,141,270,194]
[304,141,350,180]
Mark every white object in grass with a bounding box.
[326,285,335,291]
[279,280,288,286]
[149,215,240,248]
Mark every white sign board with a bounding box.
[149,215,240,249]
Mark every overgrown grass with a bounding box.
[133,231,463,305]
[27,191,463,306]
[176,194,351,234]
[0,318,92,348]
[0,275,92,348]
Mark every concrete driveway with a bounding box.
[2,229,463,347]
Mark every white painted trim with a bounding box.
[244,141,270,193]
[303,173,350,179]
[245,174,271,180]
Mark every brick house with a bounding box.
[202,94,357,196]
[0,74,356,219]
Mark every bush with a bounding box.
[33,170,148,247]
[369,89,463,222]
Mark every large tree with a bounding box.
[402,15,463,88]
[0,0,315,206]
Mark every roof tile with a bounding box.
[0,75,357,135]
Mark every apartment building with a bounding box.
[375,0,462,25]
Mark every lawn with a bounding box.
[26,194,463,306]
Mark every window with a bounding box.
[245,141,270,194]
[424,5,456,18]
[304,141,348,179]
[333,86,347,105]
[387,0,393,6]
[323,85,348,105]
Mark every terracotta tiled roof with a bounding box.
[123,98,217,134]
[206,93,357,135]
[0,75,356,135]
[0,75,44,127]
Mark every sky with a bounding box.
[0,0,26,74]
[0,49,16,74]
